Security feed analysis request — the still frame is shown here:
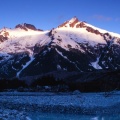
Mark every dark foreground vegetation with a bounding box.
[0,70,120,92]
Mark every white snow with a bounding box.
[16,56,34,78]
[0,28,51,55]
[54,27,106,48]
[91,57,102,69]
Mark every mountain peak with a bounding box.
[15,23,43,31]
[57,16,104,36]
[68,16,79,23]
[58,16,84,28]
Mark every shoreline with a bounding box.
[0,92,120,114]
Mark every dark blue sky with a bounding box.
[0,0,120,33]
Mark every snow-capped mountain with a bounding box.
[0,17,120,79]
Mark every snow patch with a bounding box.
[91,57,102,69]
[57,65,61,70]
[16,56,35,78]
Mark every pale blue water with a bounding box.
[29,112,120,120]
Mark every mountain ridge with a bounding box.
[0,17,120,80]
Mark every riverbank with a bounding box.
[0,91,120,115]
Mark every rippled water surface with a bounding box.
[28,112,120,120]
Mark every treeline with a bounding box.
[31,75,65,87]
[65,70,120,92]
[67,79,120,92]
[30,75,69,92]
[0,78,26,91]
[0,70,120,92]
[0,75,68,92]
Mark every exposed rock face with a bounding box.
[58,17,103,36]
[86,26,102,36]
[48,29,54,37]
[15,24,28,31]
[58,21,69,28]
[0,30,9,42]
[103,32,112,41]
[58,17,79,28]
[38,29,43,31]
[0,35,4,42]
[76,22,86,28]
[24,23,37,31]
[69,18,79,27]
[15,23,43,31]
[3,31,9,37]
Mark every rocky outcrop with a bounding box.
[3,31,9,37]
[58,17,79,28]
[0,31,9,42]
[58,17,102,36]
[15,24,28,31]
[15,23,43,31]
[24,23,37,31]
[69,18,79,27]
[58,21,69,28]
[38,29,43,31]
[76,22,86,28]
[86,26,102,36]
[0,35,4,42]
